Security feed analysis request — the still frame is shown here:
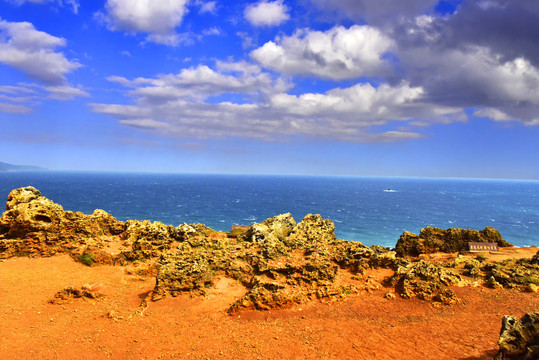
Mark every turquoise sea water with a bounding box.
[0,172,538,248]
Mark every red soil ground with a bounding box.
[0,248,537,360]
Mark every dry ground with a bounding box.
[0,248,537,360]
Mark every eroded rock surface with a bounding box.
[0,187,125,258]
[151,213,403,313]
[387,260,462,305]
[0,187,535,314]
[494,312,539,360]
[395,226,513,257]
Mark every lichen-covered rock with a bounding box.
[483,258,539,291]
[395,226,513,257]
[150,213,384,312]
[228,279,306,312]
[531,250,539,265]
[494,312,539,360]
[120,220,183,260]
[458,256,539,291]
[0,187,125,258]
[152,255,215,300]
[388,260,462,304]
[285,214,336,250]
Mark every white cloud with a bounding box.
[398,43,539,125]
[0,82,88,113]
[251,25,394,80]
[92,62,465,142]
[473,108,511,121]
[106,63,290,102]
[0,19,81,84]
[244,0,290,27]
[7,0,80,14]
[0,102,33,113]
[197,0,217,14]
[98,0,189,45]
[44,84,89,100]
[202,27,221,36]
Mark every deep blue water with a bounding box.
[0,172,538,248]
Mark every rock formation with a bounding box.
[151,213,395,313]
[395,226,513,257]
[494,312,539,360]
[0,187,125,259]
[462,253,539,292]
[0,187,536,314]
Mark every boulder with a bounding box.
[120,220,182,259]
[395,226,512,257]
[152,255,215,300]
[388,260,462,304]
[0,187,125,258]
[286,214,336,249]
[494,312,539,360]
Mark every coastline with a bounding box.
[1,172,539,247]
[0,186,538,359]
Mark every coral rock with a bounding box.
[494,312,539,360]
[395,226,513,257]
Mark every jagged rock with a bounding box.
[120,220,182,259]
[49,284,104,304]
[5,187,525,313]
[228,279,305,312]
[388,260,462,304]
[395,226,513,257]
[483,258,539,291]
[244,213,296,242]
[285,214,336,250]
[531,250,539,265]
[0,187,125,258]
[458,256,539,291]
[494,312,539,360]
[152,255,215,300]
[151,214,362,312]
[241,213,296,259]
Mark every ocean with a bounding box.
[0,172,538,248]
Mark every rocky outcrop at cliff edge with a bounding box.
[151,213,402,313]
[494,312,539,360]
[395,226,513,257]
[386,260,463,305]
[1,187,536,313]
[0,187,125,258]
[461,253,539,292]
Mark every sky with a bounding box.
[1,0,539,179]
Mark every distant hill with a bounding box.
[0,161,46,172]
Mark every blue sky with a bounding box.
[1,0,539,179]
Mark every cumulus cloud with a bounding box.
[389,2,539,126]
[0,19,87,114]
[244,0,290,27]
[310,0,438,24]
[425,1,539,69]
[251,25,394,80]
[106,63,289,103]
[97,0,190,46]
[7,0,80,14]
[0,19,81,84]
[91,61,464,142]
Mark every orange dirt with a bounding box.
[0,249,537,360]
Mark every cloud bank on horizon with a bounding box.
[0,0,539,176]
